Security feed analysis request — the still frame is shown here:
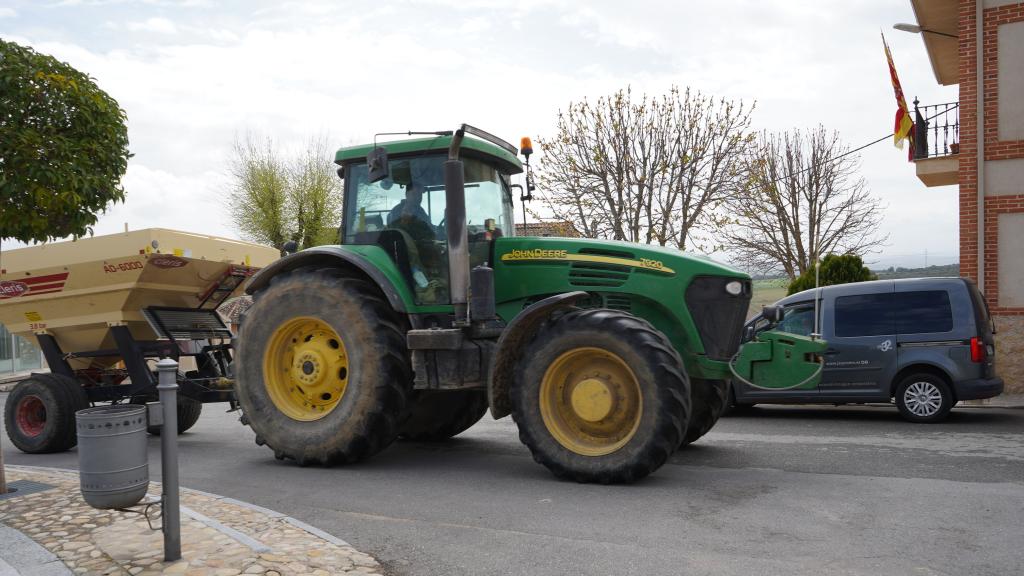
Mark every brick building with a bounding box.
[908,0,1024,393]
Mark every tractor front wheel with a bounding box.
[235,268,412,465]
[679,378,728,447]
[511,309,689,483]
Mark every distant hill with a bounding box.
[873,263,959,279]
[747,263,960,283]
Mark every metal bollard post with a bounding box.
[155,358,181,562]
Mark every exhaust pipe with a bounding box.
[445,129,469,325]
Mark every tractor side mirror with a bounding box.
[367,147,389,183]
[762,305,785,325]
[281,240,298,256]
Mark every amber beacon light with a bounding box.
[520,137,533,159]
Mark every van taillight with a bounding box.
[970,337,986,362]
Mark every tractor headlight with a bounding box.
[725,280,743,296]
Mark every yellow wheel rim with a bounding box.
[538,347,642,456]
[263,316,349,422]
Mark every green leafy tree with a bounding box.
[787,253,877,295]
[0,39,130,243]
[0,40,130,492]
[227,134,342,250]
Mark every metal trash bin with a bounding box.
[76,404,149,509]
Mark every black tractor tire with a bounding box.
[235,268,412,465]
[4,373,88,454]
[130,395,203,435]
[511,309,689,484]
[895,373,954,423]
[720,381,756,417]
[399,390,489,441]
[679,378,728,447]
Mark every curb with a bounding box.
[0,523,73,576]
[4,465,352,549]
[1,463,368,569]
[181,490,351,548]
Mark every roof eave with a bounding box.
[910,0,960,86]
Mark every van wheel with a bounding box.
[895,374,953,423]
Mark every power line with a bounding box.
[764,132,892,185]
[764,106,954,185]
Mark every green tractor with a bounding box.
[235,125,824,483]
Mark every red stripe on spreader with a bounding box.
[25,282,66,291]
[17,288,63,297]
[21,272,69,285]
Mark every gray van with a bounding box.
[735,278,1002,422]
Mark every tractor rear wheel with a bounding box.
[511,309,689,484]
[679,378,728,447]
[399,390,488,441]
[4,373,88,454]
[235,268,412,465]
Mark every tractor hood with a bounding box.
[494,236,747,281]
[493,236,753,369]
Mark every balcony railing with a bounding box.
[913,100,959,160]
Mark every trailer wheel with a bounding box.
[679,378,728,447]
[236,268,412,465]
[511,309,689,484]
[399,390,488,441]
[130,395,203,435]
[4,373,88,454]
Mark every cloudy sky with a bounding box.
[1,0,959,269]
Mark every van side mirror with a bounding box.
[367,147,389,183]
[762,305,785,325]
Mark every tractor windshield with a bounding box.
[343,154,514,306]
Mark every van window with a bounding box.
[965,280,995,335]
[894,291,953,334]
[835,293,894,337]
[776,306,815,336]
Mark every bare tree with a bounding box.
[536,86,754,251]
[227,134,343,250]
[722,126,886,278]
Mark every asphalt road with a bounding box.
[3,395,1023,576]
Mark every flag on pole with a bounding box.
[883,33,914,160]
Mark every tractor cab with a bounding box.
[336,133,522,305]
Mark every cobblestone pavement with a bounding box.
[0,467,382,576]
